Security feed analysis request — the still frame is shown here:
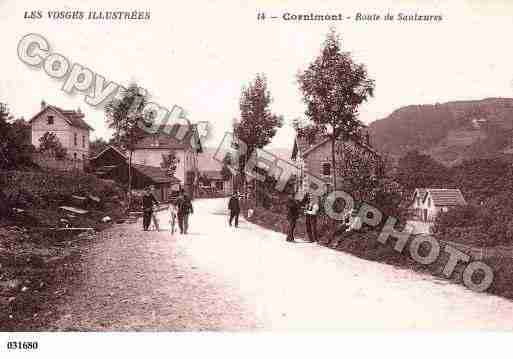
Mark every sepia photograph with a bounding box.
[1,0,513,357]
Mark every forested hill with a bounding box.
[368,98,513,165]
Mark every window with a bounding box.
[82,154,86,161]
[82,135,85,148]
[74,133,77,146]
[47,116,54,125]
[322,162,331,176]
[427,197,431,207]
[73,153,77,161]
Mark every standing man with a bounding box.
[228,192,240,227]
[142,187,159,231]
[177,191,194,234]
[305,195,319,242]
[286,193,300,242]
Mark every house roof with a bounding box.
[29,105,94,131]
[133,123,203,153]
[423,189,467,207]
[132,164,180,184]
[90,145,127,160]
[291,132,378,160]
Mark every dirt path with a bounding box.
[51,198,513,330]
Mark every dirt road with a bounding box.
[51,198,513,330]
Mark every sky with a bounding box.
[2,0,513,151]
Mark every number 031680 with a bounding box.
[7,341,39,350]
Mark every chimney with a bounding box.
[41,100,46,109]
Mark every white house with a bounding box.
[131,124,202,189]
[411,188,467,222]
[29,101,93,161]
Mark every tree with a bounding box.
[0,104,34,169]
[297,29,375,191]
[161,149,179,177]
[38,131,67,160]
[105,83,153,208]
[395,150,452,193]
[220,153,233,181]
[234,74,283,187]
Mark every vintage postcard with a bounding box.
[1,0,513,357]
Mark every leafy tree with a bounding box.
[297,29,375,190]
[38,131,67,160]
[105,83,153,207]
[0,104,34,169]
[234,74,283,184]
[161,149,179,177]
[292,117,327,145]
[395,150,452,193]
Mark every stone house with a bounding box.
[29,101,92,162]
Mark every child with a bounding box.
[168,201,178,235]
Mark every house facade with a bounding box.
[291,131,381,196]
[131,125,202,188]
[29,101,92,162]
[411,188,467,222]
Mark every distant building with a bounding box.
[29,101,93,162]
[90,145,180,202]
[198,170,233,196]
[411,188,467,222]
[131,125,202,194]
[291,129,381,195]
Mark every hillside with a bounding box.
[368,98,513,165]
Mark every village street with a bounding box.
[50,198,513,331]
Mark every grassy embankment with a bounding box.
[241,199,513,302]
[0,169,125,330]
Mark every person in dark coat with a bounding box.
[228,192,240,227]
[176,192,194,234]
[286,194,300,242]
[305,195,320,242]
[142,187,159,231]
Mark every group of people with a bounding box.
[141,187,194,234]
[141,186,359,242]
[286,194,319,243]
[286,193,362,243]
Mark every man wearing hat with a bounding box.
[142,186,159,231]
[228,192,241,227]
